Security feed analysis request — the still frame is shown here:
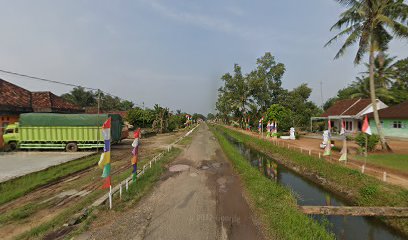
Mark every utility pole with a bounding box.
[142,101,145,127]
[320,81,324,109]
[97,89,101,153]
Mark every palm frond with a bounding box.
[325,23,360,47]
[333,27,362,59]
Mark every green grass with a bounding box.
[0,202,46,225]
[120,148,182,205]
[210,125,334,240]
[213,125,408,236]
[16,147,183,240]
[354,154,408,172]
[16,189,102,240]
[0,154,98,206]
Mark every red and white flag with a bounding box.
[340,120,345,135]
[362,115,372,135]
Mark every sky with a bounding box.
[0,0,407,114]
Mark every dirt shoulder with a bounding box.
[0,130,187,240]
[80,123,265,240]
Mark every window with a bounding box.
[4,129,14,134]
[393,121,402,129]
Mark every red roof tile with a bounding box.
[32,92,82,111]
[0,79,83,113]
[0,79,32,110]
[321,98,372,117]
[366,101,408,119]
[343,99,372,115]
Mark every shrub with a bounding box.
[354,133,380,152]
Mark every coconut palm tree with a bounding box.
[350,76,395,103]
[325,0,408,151]
[364,53,397,88]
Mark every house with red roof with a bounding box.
[0,79,84,148]
[311,98,388,133]
[366,101,408,139]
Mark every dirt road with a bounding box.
[81,123,265,240]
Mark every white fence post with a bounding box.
[362,165,365,173]
[383,172,387,182]
[109,186,112,209]
[119,183,122,199]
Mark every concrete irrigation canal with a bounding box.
[222,133,406,240]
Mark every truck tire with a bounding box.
[66,142,78,152]
[8,142,17,152]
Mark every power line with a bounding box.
[0,69,98,91]
[0,68,143,107]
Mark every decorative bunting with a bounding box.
[131,128,141,182]
[101,176,111,189]
[362,115,372,135]
[101,163,111,178]
[100,117,112,189]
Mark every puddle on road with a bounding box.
[169,164,190,172]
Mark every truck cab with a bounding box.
[3,123,19,150]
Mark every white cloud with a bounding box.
[143,0,259,39]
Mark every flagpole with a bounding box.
[364,133,368,159]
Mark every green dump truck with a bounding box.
[3,113,124,152]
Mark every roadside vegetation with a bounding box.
[210,125,334,240]
[214,52,321,132]
[213,125,408,236]
[0,154,98,205]
[354,154,408,172]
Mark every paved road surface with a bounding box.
[0,151,94,182]
[81,124,264,240]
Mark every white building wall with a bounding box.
[358,101,388,117]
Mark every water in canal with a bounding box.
[223,134,405,240]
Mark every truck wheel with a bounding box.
[8,142,17,151]
[66,142,78,152]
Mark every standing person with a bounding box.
[131,128,141,182]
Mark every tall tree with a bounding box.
[326,0,408,151]
[152,104,170,133]
[61,87,96,108]
[218,64,251,127]
[349,76,395,103]
[364,53,397,88]
[392,57,408,88]
[283,84,322,129]
[249,52,286,112]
